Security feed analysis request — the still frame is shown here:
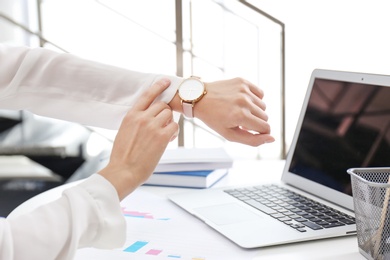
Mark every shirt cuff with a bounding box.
[73,174,126,249]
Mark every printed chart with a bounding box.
[122,208,170,221]
[75,189,256,260]
[120,238,207,260]
[123,240,204,259]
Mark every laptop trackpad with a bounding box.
[194,203,262,225]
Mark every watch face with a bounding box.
[178,78,205,101]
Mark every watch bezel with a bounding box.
[178,77,207,103]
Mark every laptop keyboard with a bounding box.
[224,184,355,232]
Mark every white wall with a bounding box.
[252,0,390,146]
[0,0,18,42]
[0,0,38,45]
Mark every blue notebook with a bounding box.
[143,169,228,188]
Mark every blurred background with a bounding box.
[0,0,389,216]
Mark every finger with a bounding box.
[248,103,269,122]
[235,93,267,122]
[154,107,174,127]
[133,78,171,111]
[154,108,179,142]
[170,127,180,142]
[244,79,264,99]
[158,118,179,143]
[239,111,271,135]
[225,127,275,147]
[147,101,172,118]
[248,92,267,111]
[166,120,179,139]
[238,79,266,111]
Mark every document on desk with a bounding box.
[75,189,257,260]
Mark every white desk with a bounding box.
[10,160,365,260]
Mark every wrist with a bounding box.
[173,76,207,118]
[192,82,210,120]
[168,92,183,114]
[98,166,139,200]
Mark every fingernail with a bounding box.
[170,132,178,142]
[265,138,275,143]
[170,128,180,142]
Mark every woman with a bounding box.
[0,44,274,259]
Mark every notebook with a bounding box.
[168,69,390,248]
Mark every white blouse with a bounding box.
[0,44,182,259]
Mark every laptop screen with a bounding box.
[288,77,390,196]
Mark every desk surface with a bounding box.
[10,160,365,260]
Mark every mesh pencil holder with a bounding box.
[348,167,390,260]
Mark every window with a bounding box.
[180,0,284,159]
[1,0,285,159]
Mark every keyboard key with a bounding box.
[323,222,345,228]
[244,199,277,214]
[224,185,355,232]
[302,221,323,230]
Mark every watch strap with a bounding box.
[178,76,206,119]
[182,101,194,118]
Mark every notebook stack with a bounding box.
[144,147,233,188]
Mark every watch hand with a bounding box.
[188,89,194,99]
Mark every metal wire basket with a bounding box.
[348,167,390,260]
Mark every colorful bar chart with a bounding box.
[124,241,148,253]
[146,249,163,255]
[122,209,153,219]
[122,208,170,220]
[74,189,257,260]
[123,241,164,256]
[123,241,206,259]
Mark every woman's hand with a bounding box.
[99,79,178,200]
[170,77,275,146]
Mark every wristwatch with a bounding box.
[177,76,207,118]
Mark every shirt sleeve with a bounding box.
[0,174,126,260]
[0,44,183,129]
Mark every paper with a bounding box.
[155,147,233,172]
[144,169,228,188]
[75,189,257,260]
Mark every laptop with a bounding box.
[168,69,390,248]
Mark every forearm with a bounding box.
[0,44,182,129]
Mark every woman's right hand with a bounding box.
[99,78,179,200]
